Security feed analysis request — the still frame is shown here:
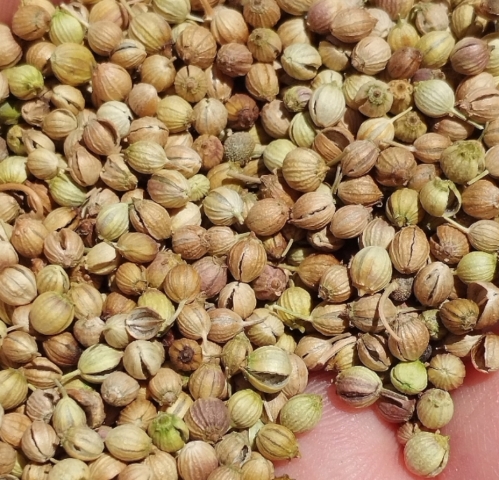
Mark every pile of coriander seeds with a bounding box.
[1,0,499,478]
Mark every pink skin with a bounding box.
[2,1,499,478]
[276,367,499,479]
[2,0,62,24]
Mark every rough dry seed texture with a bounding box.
[0,0,499,479]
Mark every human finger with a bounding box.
[277,366,499,479]
[0,0,21,25]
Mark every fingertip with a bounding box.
[439,362,499,479]
[275,373,415,480]
[0,0,63,26]
[0,0,21,26]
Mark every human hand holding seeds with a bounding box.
[272,368,499,479]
